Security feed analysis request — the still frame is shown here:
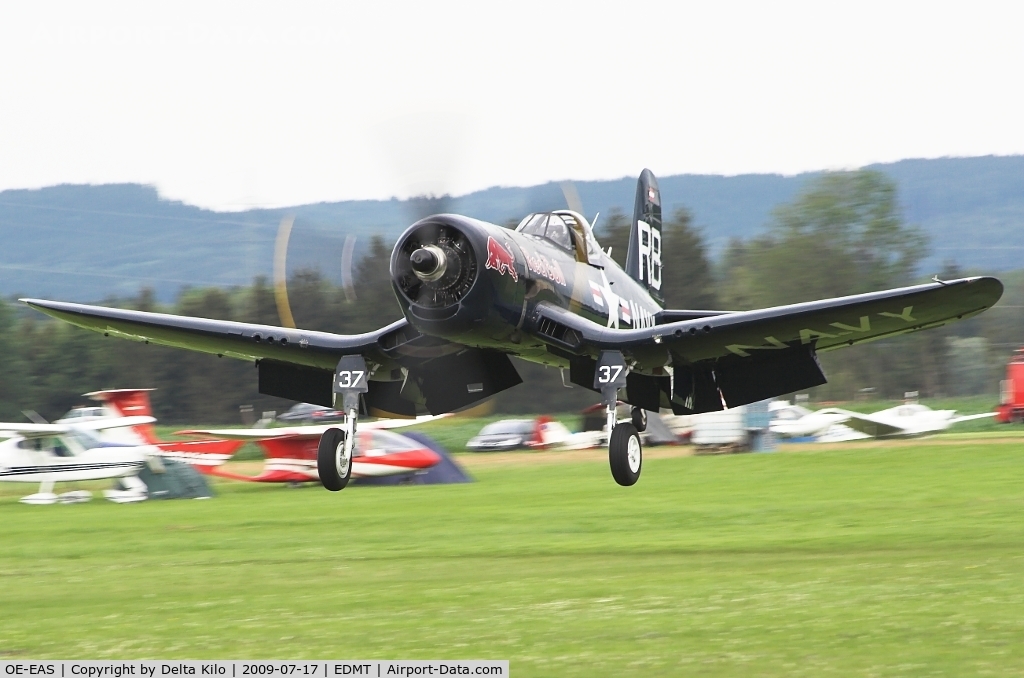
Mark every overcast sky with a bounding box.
[2,1,1022,211]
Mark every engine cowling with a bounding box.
[392,220,478,312]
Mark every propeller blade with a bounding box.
[560,181,585,215]
[341,234,358,303]
[23,410,48,424]
[409,194,453,221]
[273,216,297,329]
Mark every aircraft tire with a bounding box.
[317,427,351,492]
[630,406,647,432]
[609,422,642,486]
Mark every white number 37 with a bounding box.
[336,370,365,388]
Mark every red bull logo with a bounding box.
[485,236,518,281]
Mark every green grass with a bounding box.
[3,442,1023,675]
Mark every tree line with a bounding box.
[1,169,1019,423]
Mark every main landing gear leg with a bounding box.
[318,355,369,492]
[594,350,642,487]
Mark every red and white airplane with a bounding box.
[61,389,442,484]
[177,422,444,484]
[57,389,244,469]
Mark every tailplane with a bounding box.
[624,169,664,305]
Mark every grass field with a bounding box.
[2,438,1023,676]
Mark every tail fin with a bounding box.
[530,416,552,449]
[85,388,160,444]
[624,169,664,305]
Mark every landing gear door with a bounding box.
[593,350,630,409]
[333,355,369,411]
[593,350,629,393]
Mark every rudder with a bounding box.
[624,169,664,305]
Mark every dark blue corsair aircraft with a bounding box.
[24,170,1003,490]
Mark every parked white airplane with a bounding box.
[822,402,995,438]
[769,401,869,442]
[0,417,157,505]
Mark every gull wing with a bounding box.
[22,299,518,415]
[21,299,408,372]
[537,276,1002,411]
[541,277,1001,357]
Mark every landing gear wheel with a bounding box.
[631,406,647,432]
[317,427,352,491]
[609,422,642,486]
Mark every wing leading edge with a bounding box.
[539,276,1001,358]
[21,299,406,371]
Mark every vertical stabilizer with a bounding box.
[86,388,160,444]
[624,169,664,305]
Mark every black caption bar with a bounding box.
[0,662,508,678]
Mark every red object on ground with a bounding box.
[529,415,551,449]
[89,388,244,461]
[89,388,160,443]
[995,348,1024,423]
[197,429,441,483]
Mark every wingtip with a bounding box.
[947,275,1004,304]
[21,298,78,313]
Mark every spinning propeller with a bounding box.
[272,217,359,328]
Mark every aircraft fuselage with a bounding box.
[0,438,147,483]
[390,213,661,371]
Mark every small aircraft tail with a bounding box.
[529,416,551,449]
[624,169,664,306]
[85,388,160,444]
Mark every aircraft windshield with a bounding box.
[519,214,547,237]
[518,214,571,251]
[59,406,107,420]
[64,428,102,451]
[517,211,603,260]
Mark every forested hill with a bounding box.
[2,155,1022,302]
